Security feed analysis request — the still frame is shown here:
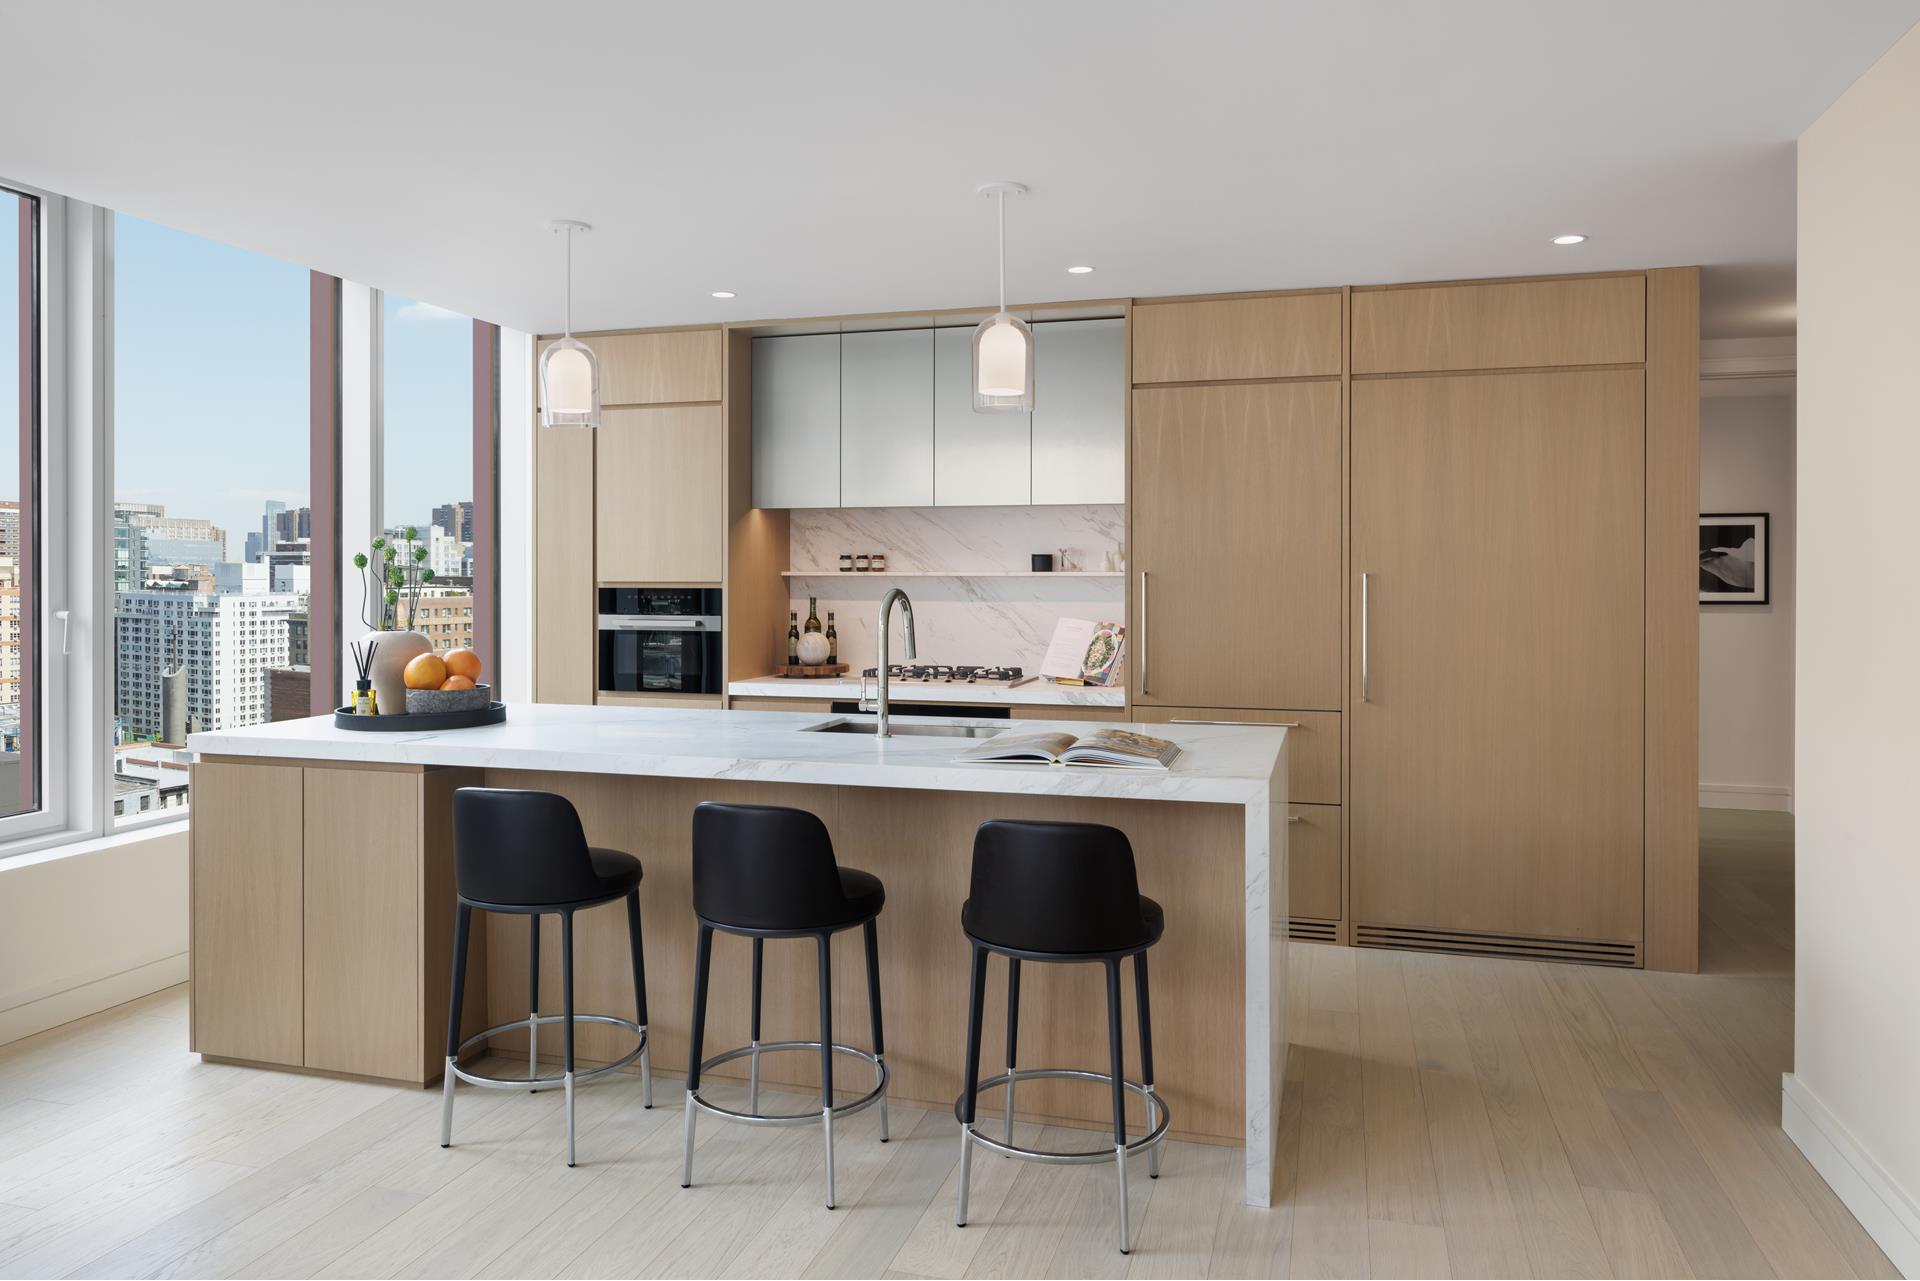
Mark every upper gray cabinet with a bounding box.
[752,334,840,508]
[934,325,1030,506]
[751,318,1124,509]
[1032,318,1126,505]
[841,329,934,507]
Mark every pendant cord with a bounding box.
[996,191,1007,314]
[563,226,574,338]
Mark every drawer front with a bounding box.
[1135,707,1340,805]
[1352,276,1645,373]
[1287,803,1343,922]
[727,695,834,713]
[1132,293,1342,383]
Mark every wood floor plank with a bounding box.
[1603,1086,1774,1279]
[1399,955,1531,1280]
[1204,1039,1302,1279]
[1363,1219,1449,1279]
[889,1120,1048,1280]
[803,1110,969,1280]
[1284,1008,1368,1279]
[959,1128,1102,1280]
[1445,958,1610,1279]
[1307,945,1359,1016]
[0,1156,257,1279]
[1125,1139,1233,1279]
[1353,949,1442,1231]
[1578,1186,1695,1280]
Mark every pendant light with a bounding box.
[972,181,1033,413]
[538,219,600,429]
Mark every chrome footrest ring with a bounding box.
[450,1013,647,1091]
[688,1040,888,1126]
[955,1068,1170,1164]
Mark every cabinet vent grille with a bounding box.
[1354,923,1640,967]
[1288,918,1338,943]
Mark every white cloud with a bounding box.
[395,300,465,323]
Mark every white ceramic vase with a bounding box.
[797,631,832,666]
[358,629,431,715]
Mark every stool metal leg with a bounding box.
[527,912,541,1089]
[562,909,577,1167]
[1106,957,1131,1254]
[625,891,652,1108]
[1004,956,1021,1151]
[817,931,836,1209]
[956,943,988,1227]
[748,936,763,1115]
[682,922,713,1188]
[440,902,473,1148]
[863,918,887,1142]
[1136,950,1159,1179]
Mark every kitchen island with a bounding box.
[186,704,1288,1205]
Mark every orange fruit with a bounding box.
[444,648,482,681]
[404,652,448,690]
[441,674,476,691]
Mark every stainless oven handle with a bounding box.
[1170,719,1300,728]
[597,616,711,631]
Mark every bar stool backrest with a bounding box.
[692,802,848,930]
[452,786,603,906]
[967,819,1151,954]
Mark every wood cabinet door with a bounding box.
[1287,804,1343,923]
[1350,370,1645,945]
[191,761,304,1065]
[303,766,424,1081]
[1132,382,1342,710]
[534,417,594,705]
[1132,706,1341,805]
[841,329,934,507]
[1132,294,1342,383]
[595,406,724,583]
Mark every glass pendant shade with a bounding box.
[972,312,1034,412]
[539,336,600,429]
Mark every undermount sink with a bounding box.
[803,719,1005,739]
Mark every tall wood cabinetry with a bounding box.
[533,328,725,704]
[1129,273,1698,970]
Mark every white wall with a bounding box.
[1698,392,1795,810]
[0,827,188,1044]
[1791,23,1920,1276]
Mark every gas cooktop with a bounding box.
[858,664,1028,685]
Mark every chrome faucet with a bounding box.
[862,587,917,737]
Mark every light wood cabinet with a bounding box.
[535,329,723,408]
[841,329,934,507]
[1349,370,1645,946]
[1351,276,1645,373]
[1286,804,1343,924]
[190,761,305,1066]
[1133,707,1340,805]
[594,406,724,583]
[533,415,594,705]
[752,334,840,508]
[1031,319,1125,505]
[934,325,1030,506]
[1132,293,1341,383]
[1132,382,1343,710]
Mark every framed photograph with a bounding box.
[1699,513,1770,604]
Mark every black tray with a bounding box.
[334,702,507,732]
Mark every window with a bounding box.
[0,188,40,822]
[381,294,484,661]
[111,215,309,817]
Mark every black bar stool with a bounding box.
[440,787,652,1167]
[953,819,1168,1254]
[681,802,888,1209]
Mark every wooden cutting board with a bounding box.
[773,664,851,679]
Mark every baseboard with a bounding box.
[1700,782,1794,812]
[1783,1073,1920,1278]
[0,953,189,1047]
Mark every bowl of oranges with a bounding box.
[402,647,490,715]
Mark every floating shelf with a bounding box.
[781,569,1123,579]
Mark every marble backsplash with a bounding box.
[786,505,1127,673]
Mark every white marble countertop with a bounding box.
[189,703,1281,807]
[726,675,1127,708]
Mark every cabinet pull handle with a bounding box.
[1287,815,1302,824]
[1360,572,1372,703]
[1171,719,1301,728]
[1138,570,1149,696]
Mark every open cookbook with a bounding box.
[956,728,1181,770]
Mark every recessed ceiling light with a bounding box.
[1551,234,1587,246]
[710,290,736,299]
[1066,265,1095,275]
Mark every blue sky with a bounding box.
[108,214,473,553]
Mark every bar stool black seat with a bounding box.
[954,819,1169,1254]
[439,787,652,1168]
[681,802,888,1210]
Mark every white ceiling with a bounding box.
[5,1,1914,338]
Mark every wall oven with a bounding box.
[597,588,723,694]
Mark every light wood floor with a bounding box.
[0,810,1896,1279]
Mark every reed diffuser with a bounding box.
[349,637,378,715]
